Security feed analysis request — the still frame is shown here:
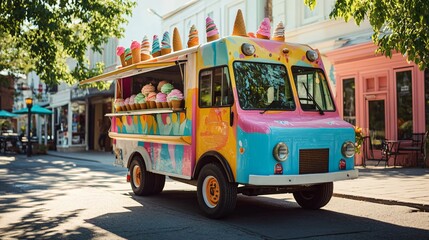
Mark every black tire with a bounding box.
[152,174,166,194]
[197,163,237,219]
[293,182,333,209]
[129,156,156,196]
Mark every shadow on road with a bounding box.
[0,154,126,239]
[87,190,429,240]
[1,154,428,239]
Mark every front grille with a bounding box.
[299,148,329,174]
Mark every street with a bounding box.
[0,154,428,240]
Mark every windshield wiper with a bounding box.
[302,83,324,115]
[260,100,282,114]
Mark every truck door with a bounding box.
[196,66,235,159]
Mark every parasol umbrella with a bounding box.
[0,110,18,118]
[13,105,52,115]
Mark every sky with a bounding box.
[118,0,185,47]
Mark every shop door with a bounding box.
[365,94,386,148]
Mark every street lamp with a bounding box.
[25,97,33,157]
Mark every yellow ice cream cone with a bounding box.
[173,27,183,52]
[232,9,247,37]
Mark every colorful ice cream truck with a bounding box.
[81,30,358,219]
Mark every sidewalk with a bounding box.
[47,150,429,211]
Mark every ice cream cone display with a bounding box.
[232,9,247,37]
[156,92,168,108]
[256,18,271,39]
[130,41,141,64]
[116,46,126,67]
[161,31,172,55]
[135,93,147,109]
[129,95,136,110]
[167,89,184,110]
[124,48,132,66]
[140,35,152,61]
[146,92,157,108]
[114,98,124,112]
[141,83,155,97]
[160,82,174,94]
[157,80,167,91]
[172,27,183,52]
[124,97,131,111]
[206,16,219,42]
[187,24,199,47]
[171,100,183,109]
[272,21,285,42]
[151,35,161,57]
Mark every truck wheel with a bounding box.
[197,163,237,219]
[130,156,155,196]
[293,182,333,209]
[152,174,166,194]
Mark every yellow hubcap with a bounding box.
[133,165,141,187]
[204,176,220,207]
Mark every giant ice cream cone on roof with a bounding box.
[187,24,199,47]
[152,35,161,57]
[272,21,285,42]
[172,27,183,52]
[161,31,172,55]
[256,18,271,39]
[140,35,152,61]
[116,46,125,67]
[232,9,247,37]
[131,40,141,64]
[206,16,219,42]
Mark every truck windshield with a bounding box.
[292,66,335,112]
[233,61,295,111]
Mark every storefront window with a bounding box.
[342,78,356,125]
[396,70,413,140]
[58,105,68,146]
[71,102,86,145]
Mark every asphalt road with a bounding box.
[0,154,428,240]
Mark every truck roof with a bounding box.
[80,46,198,85]
[80,36,314,85]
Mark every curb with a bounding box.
[333,193,429,212]
[46,152,100,163]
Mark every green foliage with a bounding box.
[328,0,429,70]
[0,0,136,87]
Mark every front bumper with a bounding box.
[248,169,358,186]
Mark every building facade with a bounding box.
[49,38,117,152]
[272,0,428,166]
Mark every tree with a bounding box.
[306,0,429,70]
[0,0,136,88]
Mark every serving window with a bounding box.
[115,63,186,112]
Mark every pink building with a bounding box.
[327,42,428,166]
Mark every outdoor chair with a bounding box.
[362,136,389,167]
[396,131,428,167]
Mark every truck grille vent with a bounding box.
[299,149,329,174]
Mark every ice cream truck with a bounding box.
[81,35,358,219]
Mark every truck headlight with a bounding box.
[306,50,319,62]
[341,141,355,158]
[241,43,255,56]
[273,142,289,162]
